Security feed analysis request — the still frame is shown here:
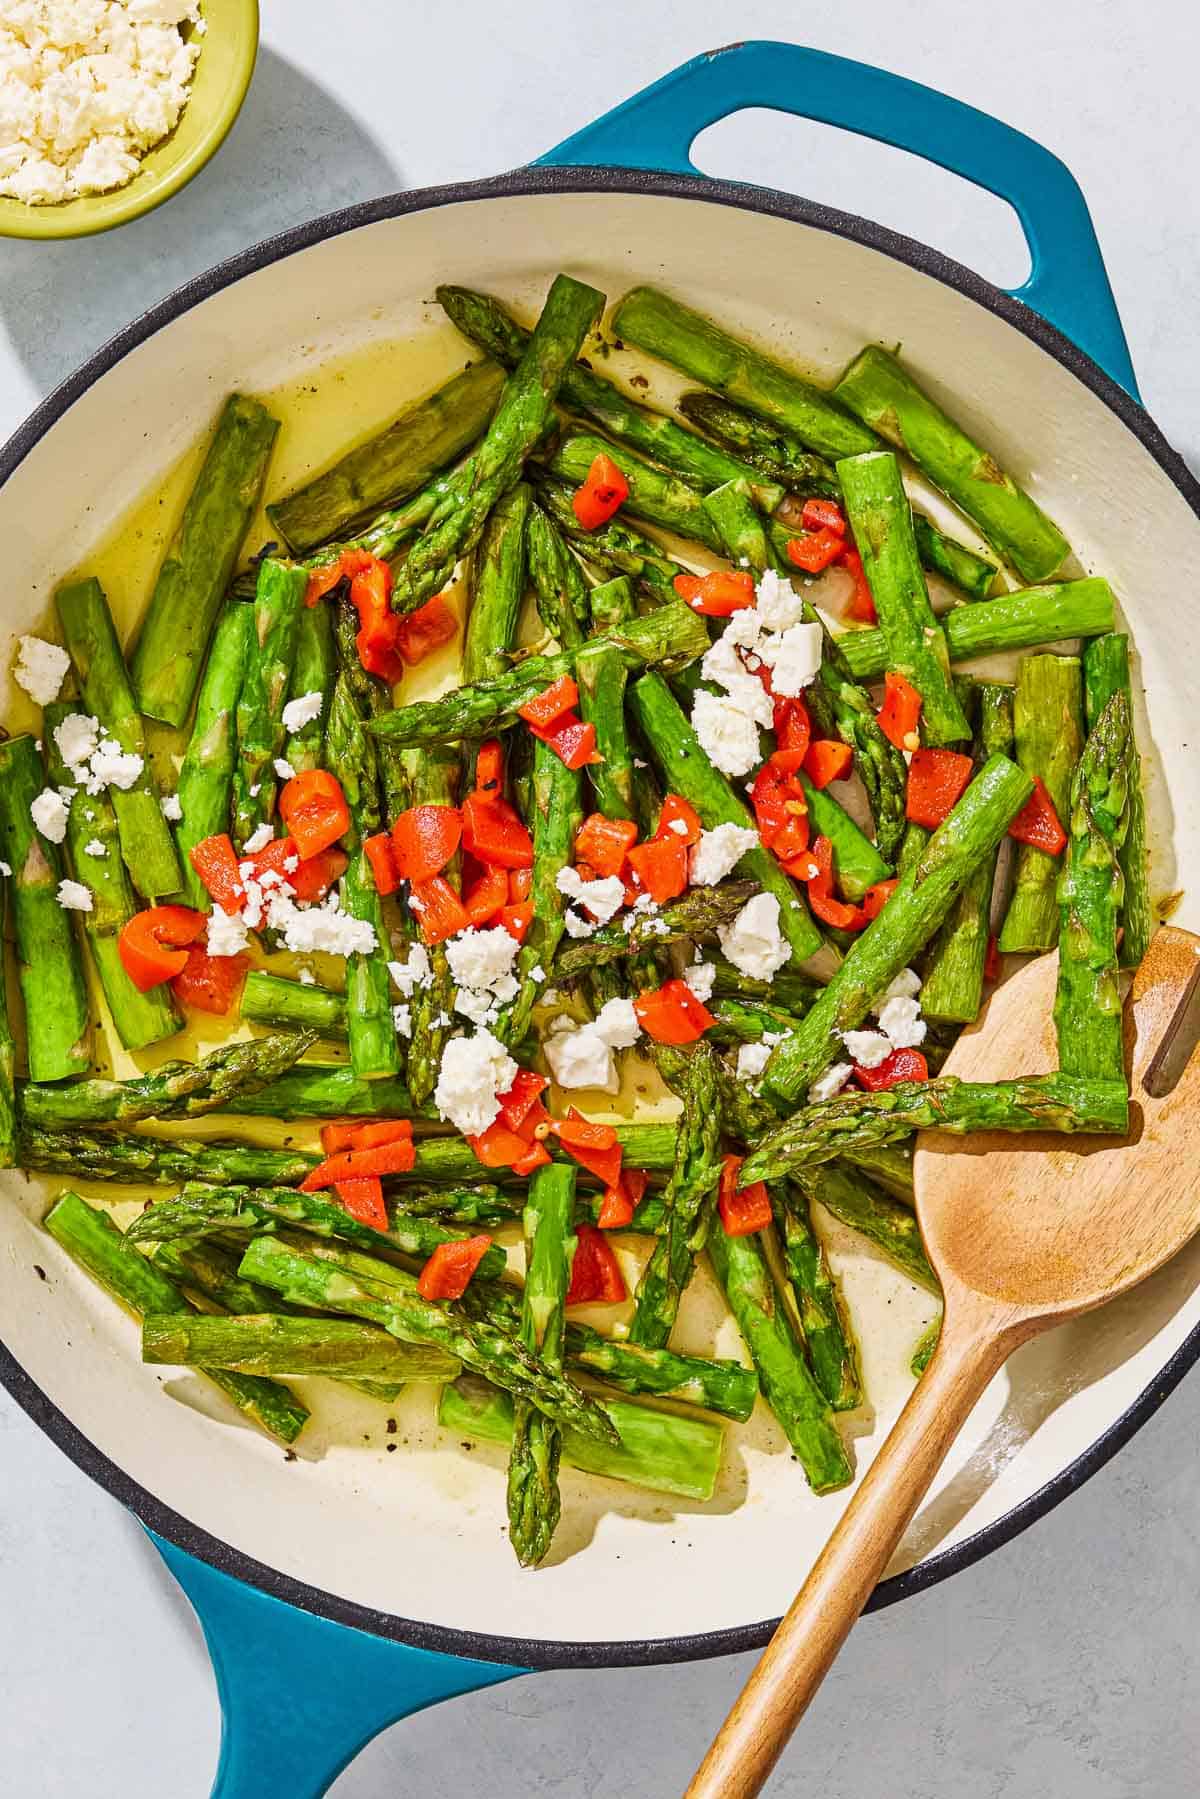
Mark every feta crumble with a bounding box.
[13,635,69,704]
[841,1029,892,1069]
[717,892,790,981]
[683,959,716,1004]
[53,713,144,795]
[281,689,324,735]
[56,878,92,911]
[735,1041,772,1083]
[274,758,296,782]
[160,792,182,821]
[690,822,758,887]
[557,866,625,929]
[809,1063,853,1103]
[543,997,640,1095]
[691,687,763,779]
[206,904,251,958]
[82,837,106,857]
[388,945,432,996]
[434,1028,517,1136]
[241,823,275,855]
[689,569,823,774]
[876,994,927,1049]
[30,785,70,843]
[446,925,519,995]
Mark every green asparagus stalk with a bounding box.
[707,954,819,1014]
[1083,635,1151,969]
[499,735,583,1045]
[507,1162,578,1566]
[612,287,876,461]
[576,574,637,820]
[837,452,971,744]
[566,1324,756,1421]
[837,1141,914,1203]
[762,755,1033,1105]
[1054,690,1130,1084]
[800,772,893,900]
[833,345,1069,582]
[438,284,784,508]
[191,1065,421,1120]
[0,875,13,1166]
[370,600,710,748]
[536,481,686,604]
[630,673,823,962]
[241,968,346,1038]
[771,1183,862,1410]
[133,393,279,726]
[54,578,182,897]
[330,596,410,825]
[43,703,182,1051]
[232,558,308,844]
[706,996,806,1047]
[282,601,335,773]
[19,1031,316,1128]
[554,879,757,980]
[997,656,1085,952]
[797,1160,938,1294]
[45,1193,306,1443]
[911,1317,942,1376]
[268,360,505,551]
[391,276,603,611]
[705,1218,852,1492]
[173,602,254,908]
[836,578,1116,684]
[239,1235,617,1444]
[463,483,533,684]
[0,735,91,1080]
[921,681,1014,1023]
[630,1043,722,1348]
[526,501,588,650]
[141,1311,458,1383]
[441,1372,722,1501]
[543,432,725,554]
[20,1127,317,1187]
[742,1073,1129,1186]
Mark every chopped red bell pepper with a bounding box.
[299,1136,417,1190]
[463,862,509,926]
[800,498,846,536]
[497,1070,549,1136]
[551,1110,623,1188]
[774,694,812,762]
[512,1140,553,1175]
[279,769,351,859]
[508,866,532,902]
[634,977,715,1044]
[474,738,505,797]
[626,834,688,904]
[571,453,629,531]
[467,1119,537,1169]
[718,1155,773,1237]
[565,1223,627,1305]
[246,836,347,903]
[839,546,876,622]
[574,812,638,877]
[799,835,867,932]
[460,791,534,869]
[596,1167,649,1230]
[170,945,249,1015]
[189,833,244,912]
[332,1176,389,1232]
[1008,776,1066,855]
[983,934,1001,983]
[655,792,703,846]
[390,804,462,883]
[768,811,810,864]
[363,831,402,897]
[852,1047,929,1091]
[539,716,601,770]
[418,1235,494,1301]
[802,739,853,788]
[408,874,469,945]
[499,900,533,943]
[321,1119,414,1154]
[862,878,898,921]
[750,761,794,849]
[672,569,756,616]
[118,905,207,991]
[518,676,579,731]
[348,555,406,684]
[786,528,844,573]
[906,747,974,828]
[877,671,923,752]
[395,593,458,666]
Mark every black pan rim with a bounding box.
[3,161,1199,1674]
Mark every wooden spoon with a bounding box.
[685,925,1200,1799]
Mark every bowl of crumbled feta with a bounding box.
[0,0,258,237]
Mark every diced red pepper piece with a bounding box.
[279,769,352,859]
[800,498,846,536]
[774,695,812,761]
[408,874,469,946]
[672,569,756,616]
[518,675,579,731]
[786,528,844,574]
[540,716,601,770]
[512,1140,553,1175]
[750,761,793,850]
[189,834,244,912]
[170,946,249,1015]
[118,905,207,991]
[247,836,346,903]
[596,1168,649,1230]
[348,555,406,684]
[877,671,923,752]
[571,453,629,532]
[363,831,402,896]
[718,1155,773,1237]
[984,934,1001,983]
[634,977,715,1045]
[565,1223,627,1305]
[768,812,810,864]
[655,793,703,846]
[460,791,534,869]
[508,866,532,902]
[418,1236,494,1301]
[1007,775,1067,855]
[320,1121,362,1154]
[390,804,462,883]
[626,834,688,904]
[839,546,876,623]
[802,739,853,788]
[474,738,505,797]
[346,1120,415,1150]
[551,1110,623,1187]
[299,1137,417,1190]
[467,1120,536,1169]
[332,1176,388,1232]
[574,813,639,877]
[499,901,533,944]
[862,879,898,921]
[852,1047,929,1091]
[799,835,867,932]
[463,862,509,926]
[497,1070,549,1135]
[906,748,974,829]
[395,593,458,666]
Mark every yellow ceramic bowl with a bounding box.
[0,0,259,241]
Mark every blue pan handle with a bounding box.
[536,41,1138,398]
[151,1535,524,1797]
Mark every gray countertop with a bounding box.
[2,3,1198,1793]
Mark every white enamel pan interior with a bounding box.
[2,169,1199,1668]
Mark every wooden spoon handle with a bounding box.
[684,1305,1014,1799]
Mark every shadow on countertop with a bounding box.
[0,46,403,399]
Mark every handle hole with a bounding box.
[690,111,1031,292]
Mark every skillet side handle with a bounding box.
[150,1534,525,1799]
[535,40,1139,399]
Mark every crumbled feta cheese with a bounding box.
[0,861,10,877]
[557,866,625,927]
[758,621,823,697]
[692,688,763,778]
[159,792,183,821]
[56,878,92,911]
[541,987,561,1006]
[717,892,790,980]
[545,1019,618,1094]
[434,1028,517,1135]
[265,891,375,958]
[753,568,807,631]
[297,965,317,986]
[667,817,689,836]
[876,995,927,1049]
[388,946,432,996]
[53,712,99,773]
[683,959,716,1004]
[877,967,922,1005]
[530,964,546,984]
[82,837,106,857]
[690,822,758,886]
[809,1063,853,1103]
[445,925,519,994]
[88,739,143,791]
[13,636,69,705]
[690,568,824,774]
[841,1029,892,1068]
[241,823,274,854]
[274,758,296,782]
[281,690,324,734]
[393,1004,412,1038]
[30,785,70,843]
[593,996,641,1049]
[736,1041,772,1082]
[206,905,251,958]
[248,783,260,799]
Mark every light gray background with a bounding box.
[2,3,1198,1794]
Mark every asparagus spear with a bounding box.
[837,452,971,744]
[536,481,685,604]
[833,346,1069,582]
[797,1160,938,1294]
[391,276,604,612]
[241,968,346,1038]
[0,735,91,1081]
[1083,635,1151,969]
[369,600,709,747]
[438,284,784,508]
[232,558,308,844]
[19,1031,317,1127]
[526,501,588,649]
[133,394,279,726]
[630,1043,722,1348]
[921,681,1014,1023]
[441,1372,721,1501]
[54,578,182,897]
[173,603,254,909]
[997,656,1085,952]
[630,673,823,962]
[268,360,506,551]
[190,1065,421,1121]
[800,772,893,899]
[126,1180,507,1277]
[706,1217,852,1492]
[141,1311,458,1383]
[565,1324,756,1421]
[395,748,460,1108]
[762,755,1033,1105]
[612,287,876,461]
[0,875,13,1167]
[742,1073,1130,1185]
[499,735,583,1046]
[44,1193,306,1443]
[837,578,1116,683]
[575,574,637,820]
[771,1183,862,1410]
[1054,690,1130,1084]
[706,997,805,1047]
[331,596,410,824]
[239,1235,618,1443]
[42,703,182,1051]
[838,1141,914,1204]
[463,483,532,684]
[911,1317,942,1376]
[20,1127,317,1187]
[507,1162,578,1566]
[543,432,725,554]
[707,954,819,1014]
[282,600,335,773]
[554,879,756,980]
